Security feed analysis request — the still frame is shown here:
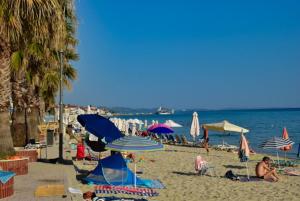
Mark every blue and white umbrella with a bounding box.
[260,137,294,168]
[106,136,164,152]
[260,137,294,149]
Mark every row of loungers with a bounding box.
[150,133,204,147]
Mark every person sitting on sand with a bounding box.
[256,156,279,182]
[195,155,208,175]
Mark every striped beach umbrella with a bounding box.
[260,137,294,167]
[106,136,163,187]
[260,137,294,149]
[106,136,164,152]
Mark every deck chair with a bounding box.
[85,146,100,161]
[161,134,169,143]
[166,135,175,144]
[175,135,182,144]
[180,135,192,146]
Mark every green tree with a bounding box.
[0,0,64,155]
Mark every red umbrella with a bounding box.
[280,127,292,151]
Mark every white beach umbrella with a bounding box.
[126,119,135,124]
[144,120,148,129]
[122,119,127,132]
[131,124,137,136]
[165,120,182,127]
[117,118,122,130]
[125,122,129,135]
[155,120,159,124]
[203,120,249,133]
[190,112,200,141]
[133,119,143,125]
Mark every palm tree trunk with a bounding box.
[27,107,40,142]
[11,109,27,146]
[0,37,15,156]
[11,72,28,146]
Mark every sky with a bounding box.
[64,0,300,109]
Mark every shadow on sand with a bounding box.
[223,165,246,169]
[37,158,73,165]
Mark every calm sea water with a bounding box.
[118,109,300,159]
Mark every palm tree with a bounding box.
[25,0,78,141]
[0,0,64,154]
[0,37,15,156]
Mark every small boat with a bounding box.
[155,107,174,115]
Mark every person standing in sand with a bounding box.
[256,156,279,182]
[202,127,209,155]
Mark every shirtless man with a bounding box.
[256,156,279,182]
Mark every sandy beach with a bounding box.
[71,144,300,201]
[4,141,300,201]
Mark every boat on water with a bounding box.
[155,107,174,115]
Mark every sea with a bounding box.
[117,108,300,159]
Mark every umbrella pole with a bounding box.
[134,162,136,188]
[284,152,286,162]
[277,151,280,169]
[245,161,250,181]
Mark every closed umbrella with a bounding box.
[280,127,292,160]
[280,127,292,151]
[131,124,136,136]
[106,136,163,187]
[239,133,250,180]
[125,122,129,136]
[144,120,148,129]
[260,137,294,167]
[190,112,200,141]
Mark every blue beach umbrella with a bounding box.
[106,136,164,187]
[77,114,123,143]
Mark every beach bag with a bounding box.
[225,170,240,181]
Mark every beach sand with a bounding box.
[74,145,300,201]
[5,143,300,201]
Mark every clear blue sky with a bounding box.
[64,0,300,109]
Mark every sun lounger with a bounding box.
[85,146,100,161]
[194,139,205,147]
[213,143,238,152]
[161,134,169,143]
[167,135,176,144]
[175,135,182,144]
[180,135,193,146]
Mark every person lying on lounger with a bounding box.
[256,156,279,182]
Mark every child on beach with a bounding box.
[195,155,208,175]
